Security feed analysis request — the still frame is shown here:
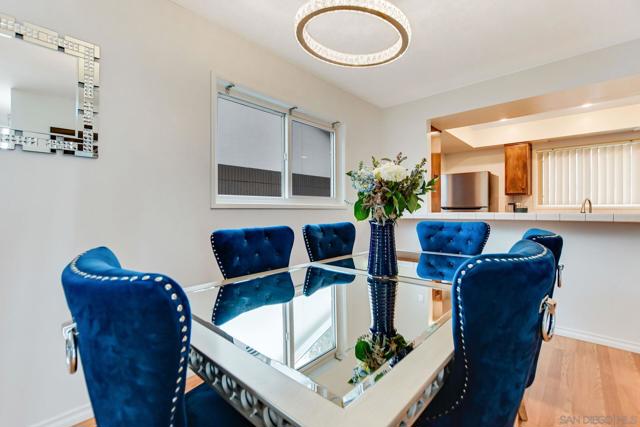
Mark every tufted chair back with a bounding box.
[61,247,191,427]
[416,221,490,255]
[303,262,356,296]
[416,253,468,283]
[522,228,564,389]
[211,226,294,279]
[212,272,295,325]
[302,222,356,262]
[523,228,563,274]
[416,239,556,427]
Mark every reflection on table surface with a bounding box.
[323,250,469,284]
[187,251,467,407]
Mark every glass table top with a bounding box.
[187,251,469,407]
[323,250,470,285]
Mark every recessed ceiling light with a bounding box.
[499,118,509,122]
[581,103,593,108]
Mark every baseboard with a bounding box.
[29,404,93,427]
[555,326,640,354]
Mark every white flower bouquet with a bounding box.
[347,153,436,222]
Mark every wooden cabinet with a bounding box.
[504,142,531,195]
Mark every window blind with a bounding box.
[538,140,640,206]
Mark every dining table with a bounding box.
[185,250,471,427]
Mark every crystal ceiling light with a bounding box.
[295,0,412,68]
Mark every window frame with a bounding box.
[211,77,345,209]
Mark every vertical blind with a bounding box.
[539,140,640,206]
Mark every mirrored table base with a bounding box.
[188,344,451,427]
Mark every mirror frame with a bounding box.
[0,13,100,158]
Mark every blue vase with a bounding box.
[368,220,398,277]
[368,277,397,337]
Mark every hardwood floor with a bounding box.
[522,336,640,426]
[74,337,639,427]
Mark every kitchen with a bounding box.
[397,74,640,355]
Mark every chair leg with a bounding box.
[518,400,529,422]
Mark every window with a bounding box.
[217,96,285,197]
[538,140,640,207]
[291,120,333,197]
[213,82,340,208]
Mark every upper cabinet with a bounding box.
[504,142,532,195]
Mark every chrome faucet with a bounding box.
[580,198,592,214]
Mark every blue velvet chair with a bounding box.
[521,228,564,417]
[415,239,556,427]
[61,247,250,427]
[523,228,564,292]
[213,272,295,325]
[302,222,356,261]
[303,264,356,296]
[210,225,294,279]
[416,253,469,283]
[416,221,490,255]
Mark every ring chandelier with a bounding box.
[294,0,412,67]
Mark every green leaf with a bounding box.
[354,199,370,221]
[407,193,419,212]
[384,202,394,217]
[396,193,407,212]
[355,340,371,361]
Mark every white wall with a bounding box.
[0,1,386,426]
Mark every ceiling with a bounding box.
[431,74,640,130]
[448,101,640,148]
[429,75,640,151]
[171,0,640,108]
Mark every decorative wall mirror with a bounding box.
[0,14,100,158]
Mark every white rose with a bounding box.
[374,163,409,182]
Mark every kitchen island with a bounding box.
[402,211,640,223]
[395,212,640,356]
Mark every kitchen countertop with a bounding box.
[401,212,640,223]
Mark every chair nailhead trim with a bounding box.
[69,252,190,423]
[481,223,491,253]
[302,226,315,262]
[425,244,548,421]
[210,233,229,279]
